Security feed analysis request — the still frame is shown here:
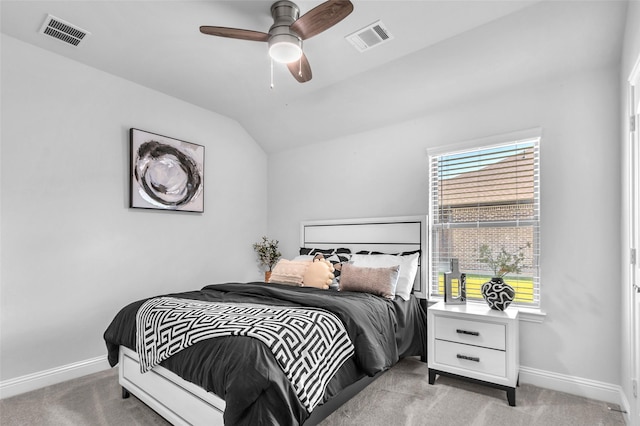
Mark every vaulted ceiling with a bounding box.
[1,1,628,153]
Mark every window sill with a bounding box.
[515,306,546,323]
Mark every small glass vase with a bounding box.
[481,277,515,311]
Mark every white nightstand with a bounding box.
[427,301,520,406]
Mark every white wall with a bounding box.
[0,35,268,382]
[621,1,640,423]
[269,64,621,389]
[0,7,627,406]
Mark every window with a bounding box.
[429,133,540,306]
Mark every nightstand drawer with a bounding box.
[434,339,506,377]
[435,316,506,350]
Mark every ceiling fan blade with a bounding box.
[199,26,269,42]
[287,53,312,83]
[290,0,354,40]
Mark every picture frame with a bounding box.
[130,128,204,213]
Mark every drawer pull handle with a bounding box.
[456,329,479,336]
[457,354,480,362]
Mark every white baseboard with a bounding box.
[0,356,632,416]
[0,355,110,399]
[520,365,625,407]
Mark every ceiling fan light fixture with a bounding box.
[200,0,354,82]
[268,34,302,63]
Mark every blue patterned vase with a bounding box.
[481,277,515,311]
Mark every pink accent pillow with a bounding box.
[268,259,311,286]
[339,263,400,299]
[302,258,335,290]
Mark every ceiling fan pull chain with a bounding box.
[270,58,274,89]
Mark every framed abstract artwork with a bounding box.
[130,128,204,212]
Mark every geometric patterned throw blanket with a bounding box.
[136,297,355,411]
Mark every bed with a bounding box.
[103,216,428,425]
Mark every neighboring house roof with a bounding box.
[438,148,535,207]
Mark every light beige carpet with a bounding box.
[319,358,625,426]
[0,357,626,426]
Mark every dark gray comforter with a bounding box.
[104,282,426,425]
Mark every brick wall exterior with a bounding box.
[432,144,538,291]
[435,204,535,275]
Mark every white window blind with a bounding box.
[429,137,540,306]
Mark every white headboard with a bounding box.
[300,216,428,299]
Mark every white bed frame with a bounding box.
[300,215,428,299]
[119,215,428,425]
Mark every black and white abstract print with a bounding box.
[130,129,204,212]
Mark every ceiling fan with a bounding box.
[200,0,354,83]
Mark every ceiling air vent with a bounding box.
[345,20,393,52]
[39,14,90,47]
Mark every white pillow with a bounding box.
[350,252,419,300]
